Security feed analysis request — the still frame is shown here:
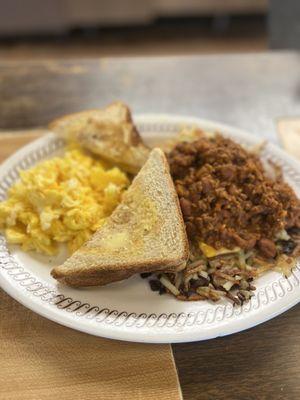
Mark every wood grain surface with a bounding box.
[0,133,182,400]
[174,305,300,400]
[174,122,300,400]
[277,118,300,160]
[1,121,300,400]
[0,131,44,159]
[1,59,300,400]
[1,291,181,400]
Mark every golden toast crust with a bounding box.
[51,148,189,287]
[49,101,150,174]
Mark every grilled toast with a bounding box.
[51,148,189,287]
[49,101,150,174]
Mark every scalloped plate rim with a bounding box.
[0,113,299,343]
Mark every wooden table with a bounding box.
[1,55,300,400]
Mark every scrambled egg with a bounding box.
[0,147,129,255]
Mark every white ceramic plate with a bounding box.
[1,114,300,343]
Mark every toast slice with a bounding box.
[51,148,189,287]
[49,101,150,174]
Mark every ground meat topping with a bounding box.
[257,238,277,259]
[168,135,300,256]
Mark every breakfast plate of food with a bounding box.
[0,102,299,343]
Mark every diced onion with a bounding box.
[223,281,234,291]
[159,274,180,296]
[199,270,209,279]
[275,230,291,241]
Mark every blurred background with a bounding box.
[0,0,299,60]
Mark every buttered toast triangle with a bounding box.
[51,148,189,287]
[49,101,150,174]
